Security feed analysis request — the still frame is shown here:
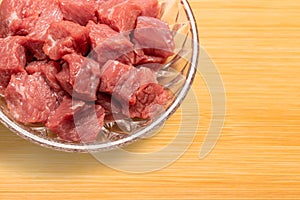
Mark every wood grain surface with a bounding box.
[1,0,300,199]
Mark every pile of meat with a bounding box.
[0,0,175,142]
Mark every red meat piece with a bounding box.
[0,36,26,93]
[26,61,67,103]
[0,0,42,37]
[112,66,157,105]
[97,0,141,32]
[26,61,61,92]
[43,21,90,60]
[99,61,159,109]
[99,60,134,94]
[87,21,134,65]
[5,73,58,124]
[58,0,97,26]
[98,60,169,119]
[97,0,160,32]
[26,0,63,60]
[126,83,170,119]
[133,16,175,58]
[28,0,63,41]
[56,54,100,101]
[0,0,63,38]
[0,0,62,60]
[130,0,160,18]
[46,97,105,142]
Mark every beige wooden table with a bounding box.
[1,0,300,199]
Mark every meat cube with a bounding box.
[43,21,89,60]
[97,0,141,32]
[133,16,175,58]
[97,0,160,32]
[0,0,62,60]
[58,0,97,26]
[112,66,158,105]
[87,21,134,65]
[98,61,169,119]
[5,73,58,124]
[130,0,160,18]
[46,97,105,142]
[0,0,62,38]
[56,54,101,101]
[0,0,41,37]
[25,0,63,60]
[0,36,26,93]
[26,61,61,92]
[28,0,63,41]
[99,60,133,94]
[126,83,170,119]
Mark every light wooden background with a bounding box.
[1,0,300,199]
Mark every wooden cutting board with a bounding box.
[1,0,300,199]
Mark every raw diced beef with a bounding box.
[28,0,63,41]
[99,60,133,93]
[0,36,26,93]
[0,0,174,142]
[97,0,141,32]
[7,0,63,60]
[112,66,158,105]
[0,0,63,60]
[56,54,100,101]
[130,0,159,18]
[87,21,134,65]
[97,0,160,32]
[58,0,97,26]
[72,59,101,101]
[0,0,40,37]
[25,0,63,60]
[126,83,170,119]
[98,61,170,119]
[133,16,175,58]
[43,21,89,60]
[5,73,58,124]
[46,97,105,142]
[26,61,61,92]
[87,21,126,49]
[0,0,62,38]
